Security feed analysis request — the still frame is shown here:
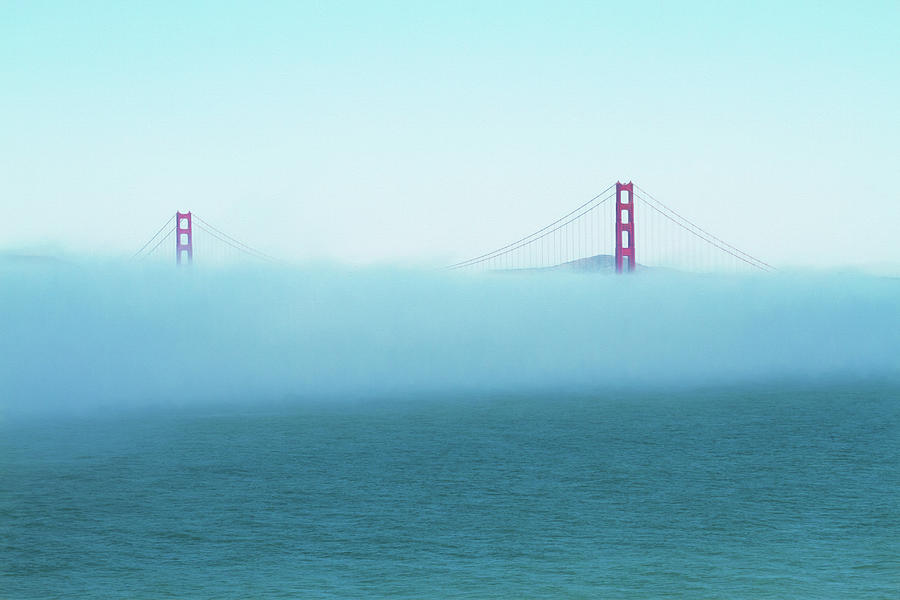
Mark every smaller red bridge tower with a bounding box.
[615,182,635,273]
[176,211,193,265]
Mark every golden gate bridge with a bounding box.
[131,182,775,273]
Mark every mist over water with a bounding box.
[1,261,897,417]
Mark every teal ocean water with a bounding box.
[2,383,898,598]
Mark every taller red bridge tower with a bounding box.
[615,182,635,273]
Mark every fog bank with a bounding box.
[1,263,897,416]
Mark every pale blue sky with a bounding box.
[1,1,898,267]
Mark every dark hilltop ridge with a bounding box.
[496,254,658,274]
[557,254,619,272]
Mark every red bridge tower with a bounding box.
[615,182,635,273]
[176,211,193,265]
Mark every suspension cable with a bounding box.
[192,221,280,263]
[633,192,773,271]
[131,214,176,259]
[139,226,176,260]
[192,214,282,263]
[448,190,616,270]
[447,183,616,269]
[635,185,775,271]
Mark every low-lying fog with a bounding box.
[2,262,897,417]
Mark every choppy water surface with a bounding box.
[2,383,898,598]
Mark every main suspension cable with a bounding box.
[633,192,773,271]
[635,185,775,271]
[447,183,616,269]
[192,214,281,263]
[131,214,176,259]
